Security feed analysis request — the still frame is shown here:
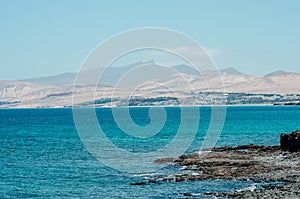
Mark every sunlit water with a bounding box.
[1,106,299,198]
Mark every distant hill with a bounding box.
[22,72,76,85]
[221,67,245,75]
[1,63,300,108]
[265,70,290,77]
[171,64,199,75]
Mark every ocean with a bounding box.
[1,106,299,198]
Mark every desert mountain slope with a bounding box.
[1,63,299,107]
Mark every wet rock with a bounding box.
[130,179,158,186]
[153,157,175,164]
[281,130,300,152]
[179,192,192,196]
[155,143,300,198]
[130,181,147,186]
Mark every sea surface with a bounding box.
[1,106,299,198]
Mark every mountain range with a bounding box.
[1,61,299,108]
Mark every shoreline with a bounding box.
[1,104,298,109]
[150,144,300,198]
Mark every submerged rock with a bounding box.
[280,130,300,152]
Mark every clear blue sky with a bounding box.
[0,0,299,80]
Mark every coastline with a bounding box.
[150,144,300,198]
[0,103,289,109]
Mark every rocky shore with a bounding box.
[129,131,300,198]
[156,144,300,198]
[151,144,300,198]
[179,145,299,198]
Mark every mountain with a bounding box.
[21,60,168,86]
[22,72,76,85]
[171,64,199,75]
[265,70,291,77]
[221,67,245,75]
[1,64,300,108]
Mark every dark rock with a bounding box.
[130,181,147,186]
[280,130,300,152]
[130,179,158,186]
[148,179,157,184]
[179,192,192,196]
[154,143,299,198]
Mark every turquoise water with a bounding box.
[1,106,299,198]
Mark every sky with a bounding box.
[0,0,300,80]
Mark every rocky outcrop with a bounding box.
[147,144,300,198]
[131,132,300,197]
[281,130,300,152]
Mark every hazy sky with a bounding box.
[1,0,299,80]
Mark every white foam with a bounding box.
[237,183,257,192]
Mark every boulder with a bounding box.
[280,130,300,152]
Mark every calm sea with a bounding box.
[1,106,299,198]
